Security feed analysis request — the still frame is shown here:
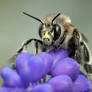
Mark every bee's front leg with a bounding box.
[11,38,43,69]
[17,38,43,54]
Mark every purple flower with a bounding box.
[0,87,28,92]
[31,83,54,92]
[16,52,45,84]
[0,49,91,92]
[49,49,69,69]
[72,75,90,92]
[50,57,80,81]
[48,75,73,92]
[0,67,24,88]
[0,87,12,92]
[28,55,44,83]
[37,52,53,77]
[16,52,32,87]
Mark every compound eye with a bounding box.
[53,24,61,40]
[39,25,43,38]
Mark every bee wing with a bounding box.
[81,41,92,75]
[81,32,88,43]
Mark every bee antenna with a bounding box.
[23,12,43,24]
[52,13,61,24]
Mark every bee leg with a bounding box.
[12,63,16,69]
[17,38,43,54]
[53,30,68,51]
[11,39,43,69]
[68,44,82,64]
[68,37,82,64]
[35,41,39,54]
[73,49,82,64]
[35,41,47,53]
[70,29,84,64]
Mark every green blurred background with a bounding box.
[0,0,92,68]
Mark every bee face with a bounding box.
[23,12,63,46]
[39,23,61,45]
[39,24,53,45]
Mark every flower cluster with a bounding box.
[0,49,92,92]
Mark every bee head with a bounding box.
[39,13,61,45]
[23,12,61,45]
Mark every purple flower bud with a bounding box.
[12,88,26,92]
[48,75,72,92]
[31,83,54,92]
[72,75,90,92]
[0,67,24,88]
[88,80,92,91]
[37,52,53,77]
[0,87,12,92]
[0,87,28,92]
[16,52,32,87]
[49,49,69,69]
[50,57,80,81]
[28,55,44,83]
[16,52,32,72]
[16,52,45,84]
[0,48,90,92]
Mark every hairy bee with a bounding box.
[12,12,92,78]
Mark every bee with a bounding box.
[12,12,92,78]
